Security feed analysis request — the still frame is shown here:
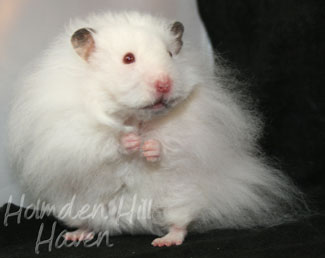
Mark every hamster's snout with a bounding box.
[154,75,172,94]
[140,74,177,112]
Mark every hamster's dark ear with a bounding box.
[170,21,184,55]
[71,28,96,61]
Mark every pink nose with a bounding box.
[155,77,172,93]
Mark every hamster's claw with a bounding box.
[142,139,161,162]
[120,133,141,154]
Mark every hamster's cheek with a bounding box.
[169,82,193,101]
[113,87,155,109]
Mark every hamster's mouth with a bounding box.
[143,100,167,110]
[142,98,179,111]
[135,97,181,120]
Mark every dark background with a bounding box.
[198,0,325,196]
[1,1,325,257]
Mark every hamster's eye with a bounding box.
[168,51,173,58]
[123,53,135,64]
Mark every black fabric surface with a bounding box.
[198,0,325,190]
[1,1,325,257]
[1,203,325,258]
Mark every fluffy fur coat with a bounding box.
[8,11,305,245]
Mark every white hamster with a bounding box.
[8,11,305,246]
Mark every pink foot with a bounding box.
[120,132,141,154]
[152,226,187,247]
[64,229,94,241]
[142,139,161,162]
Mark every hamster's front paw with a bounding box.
[120,132,141,154]
[142,139,161,162]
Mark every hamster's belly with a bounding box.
[49,157,166,234]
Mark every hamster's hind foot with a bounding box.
[151,225,187,247]
[64,229,94,242]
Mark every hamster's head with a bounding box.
[70,13,196,121]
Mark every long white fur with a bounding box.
[8,11,305,237]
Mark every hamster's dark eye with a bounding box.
[168,51,173,58]
[123,53,135,64]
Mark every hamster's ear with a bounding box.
[170,21,184,55]
[71,28,96,61]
